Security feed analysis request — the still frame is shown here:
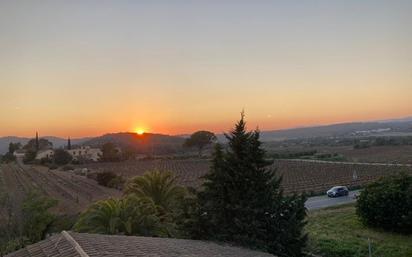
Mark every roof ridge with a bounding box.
[61,231,90,257]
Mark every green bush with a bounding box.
[22,191,58,243]
[53,149,72,165]
[23,150,37,164]
[100,142,121,162]
[40,157,52,165]
[47,215,78,233]
[0,191,57,255]
[0,238,26,256]
[96,171,117,187]
[47,163,58,170]
[356,173,412,233]
[74,196,171,236]
[61,165,74,171]
[107,176,125,189]
[1,152,16,163]
[75,170,188,237]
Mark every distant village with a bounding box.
[12,132,102,163]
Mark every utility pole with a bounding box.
[368,238,372,257]
[151,138,155,157]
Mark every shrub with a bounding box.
[47,215,78,233]
[61,165,74,171]
[23,150,37,164]
[1,192,57,255]
[74,196,175,237]
[95,172,125,189]
[71,155,89,165]
[40,157,52,165]
[47,164,58,170]
[0,238,25,256]
[96,171,117,187]
[22,191,58,243]
[1,152,16,163]
[53,149,72,165]
[107,176,125,190]
[75,170,187,237]
[356,173,412,233]
[100,142,121,162]
[124,170,186,213]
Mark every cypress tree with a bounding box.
[195,113,307,257]
[35,132,39,151]
[68,137,72,150]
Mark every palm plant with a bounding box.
[119,195,162,236]
[74,170,186,237]
[74,196,172,236]
[124,170,186,213]
[74,198,123,234]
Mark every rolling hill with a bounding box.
[82,132,186,154]
[257,119,412,141]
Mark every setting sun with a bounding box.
[135,129,145,135]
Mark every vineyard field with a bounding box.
[83,159,412,194]
[0,162,120,221]
[274,160,412,194]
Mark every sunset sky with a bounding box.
[1,1,411,138]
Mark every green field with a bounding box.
[306,204,412,257]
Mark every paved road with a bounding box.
[284,159,412,167]
[305,190,360,210]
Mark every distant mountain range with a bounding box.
[257,118,412,141]
[378,116,412,123]
[1,117,412,154]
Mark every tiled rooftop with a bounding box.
[6,231,275,257]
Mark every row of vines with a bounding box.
[84,159,412,194]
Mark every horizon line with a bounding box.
[2,114,411,139]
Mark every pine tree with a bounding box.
[194,113,307,257]
[67,137,72,150]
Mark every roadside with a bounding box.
[305,190,360,210]
[286,158,412,167]
[305,204,412,257]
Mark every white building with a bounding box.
[13,149,26,158]
[35,149,55,160]
[68,146,101,162]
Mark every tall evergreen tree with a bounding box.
[67,137,72,150]
[193,113,307,257]
[35,132,39,151]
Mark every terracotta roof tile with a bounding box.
[6,231,275,257]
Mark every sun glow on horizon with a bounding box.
[135,129,145,135]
